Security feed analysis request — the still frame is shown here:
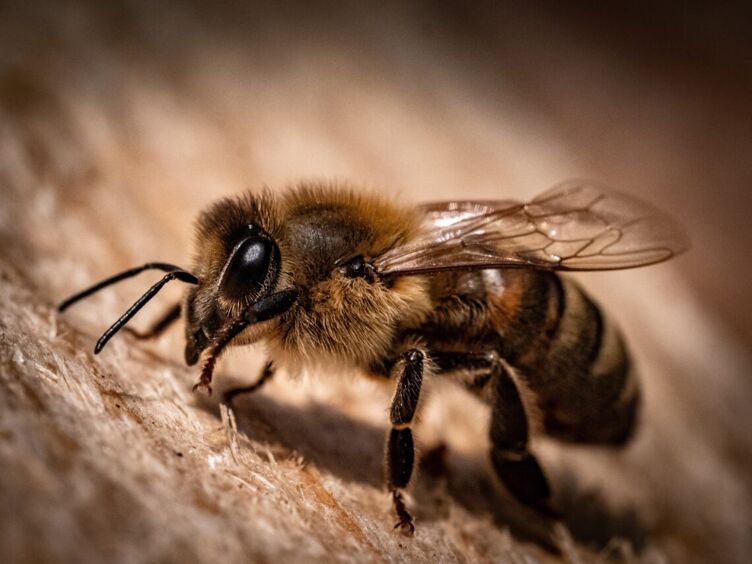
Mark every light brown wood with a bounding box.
[1,3,751,563]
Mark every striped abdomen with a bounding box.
[486,269,639,445]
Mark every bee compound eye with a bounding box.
[221,236,278,299]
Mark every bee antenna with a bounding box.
[89,268,199,354]
[59,262,197,312]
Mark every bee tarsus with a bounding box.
[391,489,415,536]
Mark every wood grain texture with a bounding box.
[1,2,750,563]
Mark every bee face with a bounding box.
[183,227,281,364]
[183,191,283,364]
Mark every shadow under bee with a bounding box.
[554,470,650,554]
[200,389,651,555]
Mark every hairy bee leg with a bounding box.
[488,361,556,516]
[385,348,425,536]
[123,303,181,340]
[192,289,299,395]
[430,351,557,515]
[222,361,275,405]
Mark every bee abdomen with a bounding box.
[489,271,640,445]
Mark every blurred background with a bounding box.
[1,1,750,562]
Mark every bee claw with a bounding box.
[393,518,415,536]
[192,380,212,395]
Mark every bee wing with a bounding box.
[373,180,689,276]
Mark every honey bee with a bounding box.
[59,180,687,534]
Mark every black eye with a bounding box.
[221,235,279,300]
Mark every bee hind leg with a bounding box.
[431,351,558,517]
[488,361,558,518]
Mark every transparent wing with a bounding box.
[373,180,689,276]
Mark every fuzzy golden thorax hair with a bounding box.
[185,183,433,370]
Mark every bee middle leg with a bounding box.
[385,348,426,535]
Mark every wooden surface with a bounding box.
[1,2,751,563]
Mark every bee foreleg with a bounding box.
[489,361,557,517]
[222,361,275,406]
[385,348,425,536]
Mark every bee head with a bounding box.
[185,184,432,370]
[184,191,286,365]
